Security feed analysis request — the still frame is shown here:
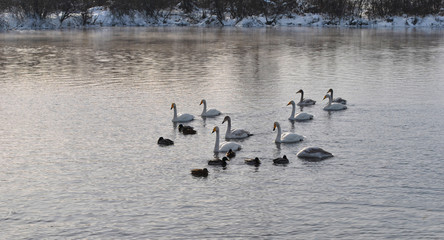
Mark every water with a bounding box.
[1,27,444,239]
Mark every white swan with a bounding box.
[296,89,316,106]
[212,126,242,153]
[273,122,304,143]
[323,94,347,111]
[327,89,347,105]
[222,116,252,139]
[171,103,194,122]
[287,100,314,121]
[200,99,221,117]
[297,147,333,160]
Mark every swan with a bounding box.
[208,157,228,167]
[287,100,314,121]
[200,99,221,117]
[296,89,316,106]
[273,122,304,143]
[245,157,261,166]
[327,89,347,105]
[222,116,252,139]
[191,168,209,177]
[212,126,242,153]
[297,147,333,160]
[323,94,347,111]
[178,124,196,135]
[157,137,174,146]
[171,103,194,122]
[273,155,289,164]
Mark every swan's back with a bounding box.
[219,142,241,152]
[281,132,304,142]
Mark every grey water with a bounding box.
[1,27,444,239]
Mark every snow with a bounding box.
[1,6,444,31]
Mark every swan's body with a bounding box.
[327,89,347,105]
[273,122,304,143]
[222,116,252,139]
[245,157,261,166]
[273,155,289,164]
[200,99,221,117]
[157,137,174,146]
[287,100,314,121]
[171,103,194,122]
[323,94,347,111]
[297,147,333,160]
[212,126,242,153]
[296,89,316,106]
[208,157,228,166]
[178,124,196,135]
[191,168,209,177]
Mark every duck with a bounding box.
[200,99,221,117]
[323,94,347,111]
[327,88,347,105]
[178,124,196,135]
[226,149,236,158]
[273,155,289,164]
[297,147,333,160]
[171,103,194,122]
[222,116,252,139]
[191,168,209,177]
[212,126,242,153]
[287,100,314,121]
[157,137,174,146]
[245,157,261,166]
[273,122,304,143]
[296,89,316,106]
[208,157,228,167]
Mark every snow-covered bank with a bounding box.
[1,6,444,31]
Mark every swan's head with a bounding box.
[200,99,205,105]
[212,126,219,133]
[287,100,295,106]
[296,89,303,94]
[327,88,333,94]
[170,103,176,109]
[323,94,331,100]
[222,116,230,124]
[273,122,279,131]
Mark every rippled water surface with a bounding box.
[1,27,444,239]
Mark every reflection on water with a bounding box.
[1,27,444,239]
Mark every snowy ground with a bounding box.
[1,6,444,30]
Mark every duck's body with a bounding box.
[178,124,196,135]
[191,168,209,177]
[327,89,347,105]
[273,122,304,143]
[222,116,252,139]
[208,157,228,167]
[297,147,333,160]
[287,100,313,121]
[296,89,316,106]
[157,137,174,146]
[171,103,194,122]
[245,157,261,166]
[273,155,289,164]
[323,94,347,111]
[200,99,221,117]
[226,149,236,158]
[212,126,242,153]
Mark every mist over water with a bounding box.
[1,27,444,239]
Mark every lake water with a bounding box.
[1,27,444,239]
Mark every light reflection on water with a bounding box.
[1,27,444,239]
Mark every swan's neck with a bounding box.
[225,119,232,136]
[290,103,296,118]
[275,125,282,142]
[214,130,220,152]
[299,92,304,102]
[327,95,332,106]
[201,102,207,115]
[173,106,178,119]
[330,90,334,98]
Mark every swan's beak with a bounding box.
[212,127,217,133]
[222,119,226,124]
[323,95,327,100]
[200,100,203,105]
[170,103,174,109]
[296,90,302,94]
[273,123,276,131]
[287,101,291,106]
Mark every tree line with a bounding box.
[1,0,443,25]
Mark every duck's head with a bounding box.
[283,155,287,159]
[222,116,230,124]
[170,103,176,109]
[222,157,229,162]
[212,126,219,133]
